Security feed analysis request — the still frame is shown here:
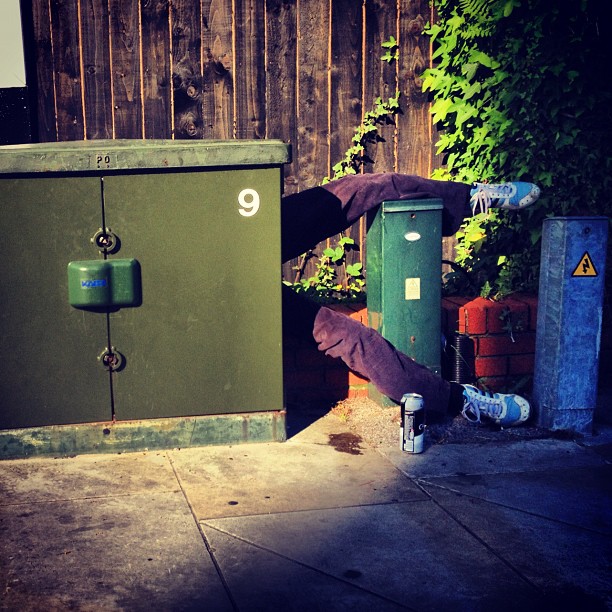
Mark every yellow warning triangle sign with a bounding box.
[572,252,598,277]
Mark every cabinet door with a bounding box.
[0,177,112,428]
[103,168,284,419]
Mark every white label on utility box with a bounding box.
[405,278,421,300]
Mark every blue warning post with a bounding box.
[533,217,609,434]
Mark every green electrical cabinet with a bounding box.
[367,199,443,405]
[0,140,290,442]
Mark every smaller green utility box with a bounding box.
[367,199,443,405]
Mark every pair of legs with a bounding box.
[281,173,470,417]
[281,173,536,424]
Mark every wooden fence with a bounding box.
[22,0,443,285]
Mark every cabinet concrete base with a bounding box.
[0,411,286,459]
[536,406,594,436]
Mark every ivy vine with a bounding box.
[286,37,401,301]
[323,90,401,184]
[423,0,611,299]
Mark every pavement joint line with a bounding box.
[410,477,544,596]
[166,451,240,612]
[195,497,433,522]
[417,478,612,537]
[199,522,418,611]
[0,489,182,509]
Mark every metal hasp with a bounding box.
[0,139,290,438]
[366,199,444,406]
[533,216,609,434]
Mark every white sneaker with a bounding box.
[470,182,541,214]
[461,384,530,426]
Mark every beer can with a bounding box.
[400,393,425,453]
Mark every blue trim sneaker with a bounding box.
[470,182,540,215]
[461,384,530,427]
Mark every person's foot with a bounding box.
[461,384,530,426]
[470,182,540,214]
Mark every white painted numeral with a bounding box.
[238,188,260,217]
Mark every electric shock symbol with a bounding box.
[572,252,598,277]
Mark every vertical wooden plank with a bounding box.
[396,0,431,175]
[30,0,58,141]
[109,0,142,139]
[268,0,299,283]
[50,0,85,141]
[330,0,364,286]
[329,0,362,172]
[172,0,203,138]
[80,0,113,139]
[201,0,234,139]
[428,0,443,175]
[364,0,398,173]
[296,0,330,190]
[265,0,298,190]
[140,0,172,139]
[234,0,266,139]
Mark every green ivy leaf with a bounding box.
[346,263,363,276]
[431,97,455,123]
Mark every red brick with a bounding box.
[477,332,536,356]
[348,385,369,399]
[489,298,530,335]
[475,355,508,378]
[506,297,530,332]
[460,297,489,335]
[483,300,509,334]
[329,303,367,324]
[509,353,535,376]
[477,376,511,393]
[348,369,368,386]
[514,294,539,331]
[354,307,368,324]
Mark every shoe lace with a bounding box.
[462,389,504,423]
[470,183,516,215]
[470,186,492,215]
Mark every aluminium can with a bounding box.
[400,393,425,453]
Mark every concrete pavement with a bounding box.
[1,400,611,611]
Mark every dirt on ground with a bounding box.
[328,396,593,450]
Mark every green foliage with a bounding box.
[322,90,401,184]
[423,0,612,299]
[381,35,399,64]
[323,36,401,184]
[285,236,365,301]
[286,37,402,301]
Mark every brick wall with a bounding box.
[283,303,369,403]
[283,297,540,402]
[282,293,612,401]
[442,295,538,392]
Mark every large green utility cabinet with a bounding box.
[367,199,443,405]
[0,140,290,452]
